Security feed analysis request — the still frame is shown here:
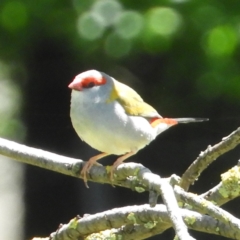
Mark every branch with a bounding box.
[49,204,240,240]
[159,179,194,240]
[2,126,240,240]
[180,127,240,191]
[201,164,240,206]
[0,137,155,187]
[0,137,84,177]
[114,165,193,239]
[0,137,191,239]
[84,223,171,240]
[175,185,240,233]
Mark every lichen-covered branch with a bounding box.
[180,127,240,191]
[0,137,169,189]
[201,165,240,206]
[49,204,240,240]
[0,138,192,239]
[116,166,193,239]
[2,125,240,240]
[84,223,170,240]
[159,179,195,240]
[175,186,240,233]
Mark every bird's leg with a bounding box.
[81,152,109,188]
[111,151,136,182]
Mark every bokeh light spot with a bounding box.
[171,0,190,2]
[77,12,105,40]
[205,25,238,56]
[104,33,131,58]
[92,0,122,27]
[1,1,28,31]
[115,11,144,39]
[0,62,25,138]
[147,7,182,36]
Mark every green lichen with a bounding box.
[201,200,210,208]
[133,167,140,176]
[135,186,145,193]
[185,203,193,210]
[68,217,78,229]
[184,216,196,226]
[127,212,137,224]
[106,165,112,174]
[220,166,240,198]
[210,200,217,205]
[85,229,123,240]
[218,186,229,198]
[178,201,184,208]
[144,221,158,229]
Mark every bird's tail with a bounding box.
[173,118,209,123]
[153,117,208,135]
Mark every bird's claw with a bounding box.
[81,161,104,188]
[81,162,93,188]
[81,171,90,188]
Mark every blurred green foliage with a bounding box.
[0,0,240,102]
[0,62,25,139]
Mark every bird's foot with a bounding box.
[81,153,109,188]
[110,151,136,184]
[81,161,93,188]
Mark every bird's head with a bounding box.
[68,70,111,91]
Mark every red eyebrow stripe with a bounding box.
[150,118,178,128]
[82,76,106,88]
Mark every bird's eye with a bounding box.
[84,81,95,88]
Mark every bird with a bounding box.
[69,70,208,187]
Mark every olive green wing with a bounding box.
[107,80,161,118]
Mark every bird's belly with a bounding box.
[70,100,156,155]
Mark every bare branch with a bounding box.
[180,127,240,191]
[0,137,84,177]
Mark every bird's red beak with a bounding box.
[68,78,82,91]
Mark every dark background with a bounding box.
[1,0,240,239]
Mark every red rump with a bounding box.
[150,118,178,128]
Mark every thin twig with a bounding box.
[180,127,240,191]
